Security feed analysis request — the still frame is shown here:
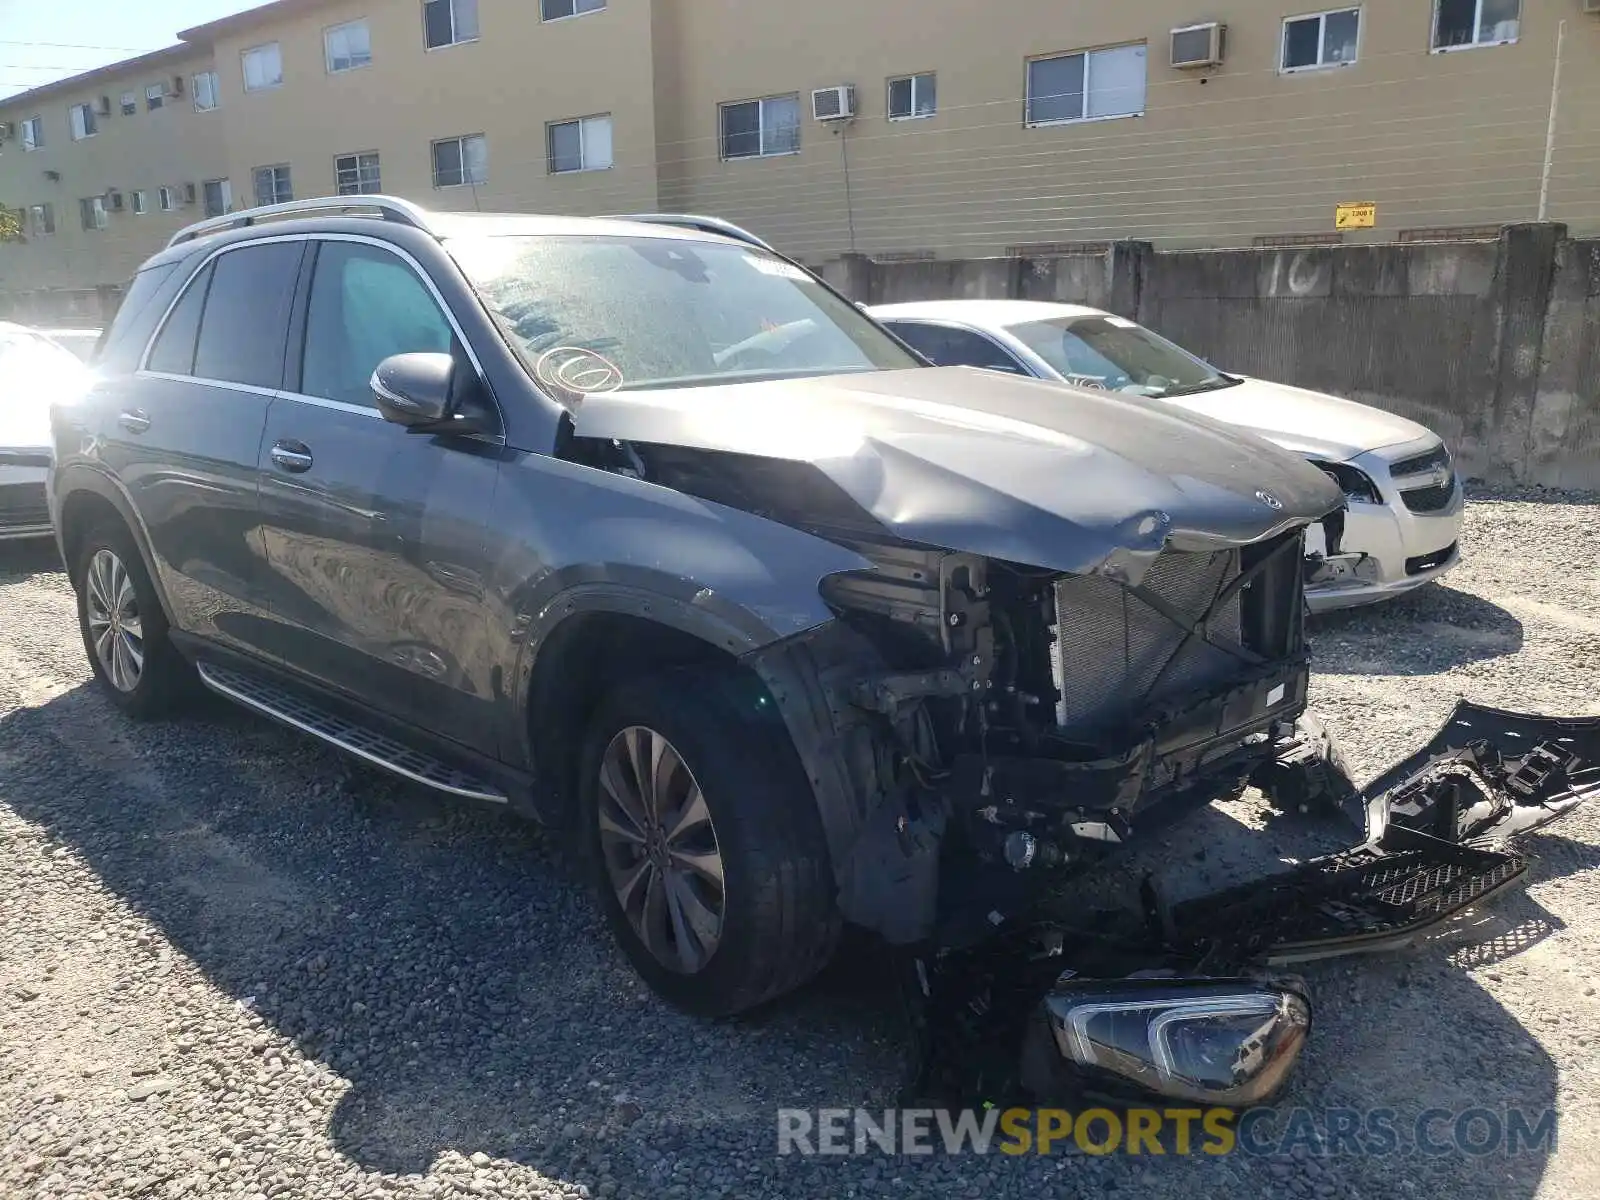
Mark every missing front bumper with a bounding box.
[909,702,1600,1106]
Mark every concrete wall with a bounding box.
[827,223,1600,489]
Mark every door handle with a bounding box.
[118,409,151,435]
[269,441,313,473]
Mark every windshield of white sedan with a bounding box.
[1006,316,1238,398]
[447,234,917,394]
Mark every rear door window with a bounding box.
[145,263,213,376]
[192,241,304,388]
[887,322,1028,374]
[300,240,455,407]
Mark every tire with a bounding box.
[578,667,840,1016]
[74,520,194,718]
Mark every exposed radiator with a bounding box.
[1049,549,1246,731]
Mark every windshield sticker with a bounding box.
[744,255,809,281]
[534,346,625,396]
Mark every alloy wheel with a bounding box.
[597,726,726,974]
[85,548,144,693]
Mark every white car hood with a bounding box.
[1163,376,1436,463]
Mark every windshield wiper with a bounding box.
[1158,375,1244,398]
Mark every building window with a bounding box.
[79,196,107,231]
[29,203,55,236]
[887,72,937,120]
[432,134,487,186]
[1282,9,1361,70]
[1026,43,1147,126]
[335,151,382,194]
[68,102,97,140]
[243,42,284,91]
[159,186,175,211]
[146,83,166,110]
[325,20,373,72]
[253,165,293,207]
[193,71,220,111]
[720,94,800,160]
[547,115,613,173]
[120,91,137,115]
[1433,0,1519,50]
[423,0,479,49]
[202,179,233,217]
[20,115,43,151]
[541,0,604,19]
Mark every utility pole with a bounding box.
[1537,19,1566,222]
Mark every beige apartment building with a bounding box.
[2,0,1597,315]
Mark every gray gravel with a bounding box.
[2,489,1598,1200]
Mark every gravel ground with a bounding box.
[2,489,1598,1200]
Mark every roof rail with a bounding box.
[614,213,776,253]
[166,194,434,249]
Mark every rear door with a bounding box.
[252,236,502,755]
[107,238,304,652]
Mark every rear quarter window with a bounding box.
[97,262,178,368]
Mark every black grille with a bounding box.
[0,482,50,528]
[1389,443,1451,478]
[1406,542,1458,576]
[1050,549,1245,730]
[1400,478,1457,513]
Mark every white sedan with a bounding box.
[0,323,90,542]
[870,300,1463,612]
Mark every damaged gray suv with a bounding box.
[51,197,1599,1105]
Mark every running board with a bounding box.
[195,662,509,803]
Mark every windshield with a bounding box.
[446,234,918,396]
[1005,315,1238,398]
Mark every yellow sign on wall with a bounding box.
[1336,202,1377,230]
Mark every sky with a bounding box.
[0,0,262,100]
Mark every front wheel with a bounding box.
[579,668,839,1016]
[74,522,193,717]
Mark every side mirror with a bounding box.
[372,352,454,426]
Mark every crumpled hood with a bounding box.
[574,367,1343,578]
[1167,376,1437,462]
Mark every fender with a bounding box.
[505,562,860,783]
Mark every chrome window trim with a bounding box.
[136,231,503,439]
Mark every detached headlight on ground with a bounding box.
[1034,978,1311,1105]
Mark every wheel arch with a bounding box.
[518,601,772,828]
[54,468,174,620]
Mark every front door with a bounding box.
[100,238,304,653]
[253,237,502,756]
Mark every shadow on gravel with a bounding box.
[0,682,1565,1199]
[0,540,64,580]
[1309,583,1524,675]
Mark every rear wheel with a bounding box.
[579,669,839,1016]
[74,522,193,717]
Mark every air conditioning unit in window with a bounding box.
[1171,22,1226,68]
[0,122,12,141]
[811,85,856,122]
[95,95,113,116]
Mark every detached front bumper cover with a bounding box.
[911,702,1600,1106]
